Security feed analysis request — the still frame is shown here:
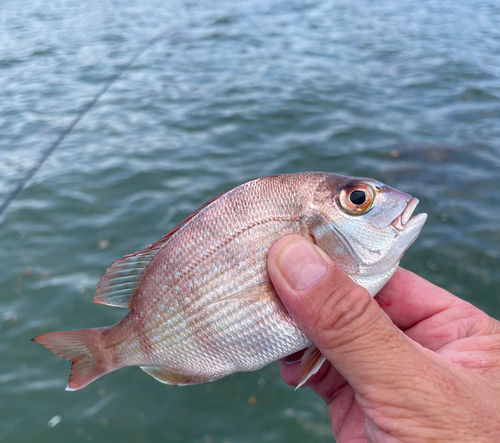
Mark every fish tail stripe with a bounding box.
[32,327,115,391]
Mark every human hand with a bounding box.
[267,235,500,443]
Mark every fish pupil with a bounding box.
[350,190,366,205]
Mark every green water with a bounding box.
[1,0,500,442]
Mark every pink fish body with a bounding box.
[34,172,426,390]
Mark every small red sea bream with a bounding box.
[34,172,427,390]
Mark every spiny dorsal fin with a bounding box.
[296,346,326,389]
[141,366,195,386]
[93,185,243,309]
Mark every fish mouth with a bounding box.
[392,197,427,231]
[388,196,427,269]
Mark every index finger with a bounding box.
[376,267,460,330]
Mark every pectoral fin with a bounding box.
[207,281,277,306]
[296,346,327,389]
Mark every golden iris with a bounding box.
[339,183,376,214]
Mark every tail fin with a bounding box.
[33,327,115,391]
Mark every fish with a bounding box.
[33,172,427,391]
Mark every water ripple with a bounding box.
[1,0,499,442]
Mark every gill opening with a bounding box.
[329,224,362,267]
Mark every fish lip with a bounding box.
[392,197,422,230]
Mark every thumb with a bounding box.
[267,235,428,391]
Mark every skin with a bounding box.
[267,235,500,443]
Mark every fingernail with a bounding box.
[276,239,327,291]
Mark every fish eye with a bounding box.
[350,190,366,205]
[339,183,376,215]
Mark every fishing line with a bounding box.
[0,29,180,219]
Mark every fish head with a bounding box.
[308,174,427,295]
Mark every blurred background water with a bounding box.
[1,0,500,441]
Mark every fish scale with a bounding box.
[33,172,427,390]
[109,176,309,381]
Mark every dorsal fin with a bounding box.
[93,184,243,309]
[93,245,163,308]
[125,185,242,258]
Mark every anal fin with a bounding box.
[141,366,196,386]
[296,346,327,389]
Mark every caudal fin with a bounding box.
[33,327,115,391]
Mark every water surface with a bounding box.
[1,0,500,442]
